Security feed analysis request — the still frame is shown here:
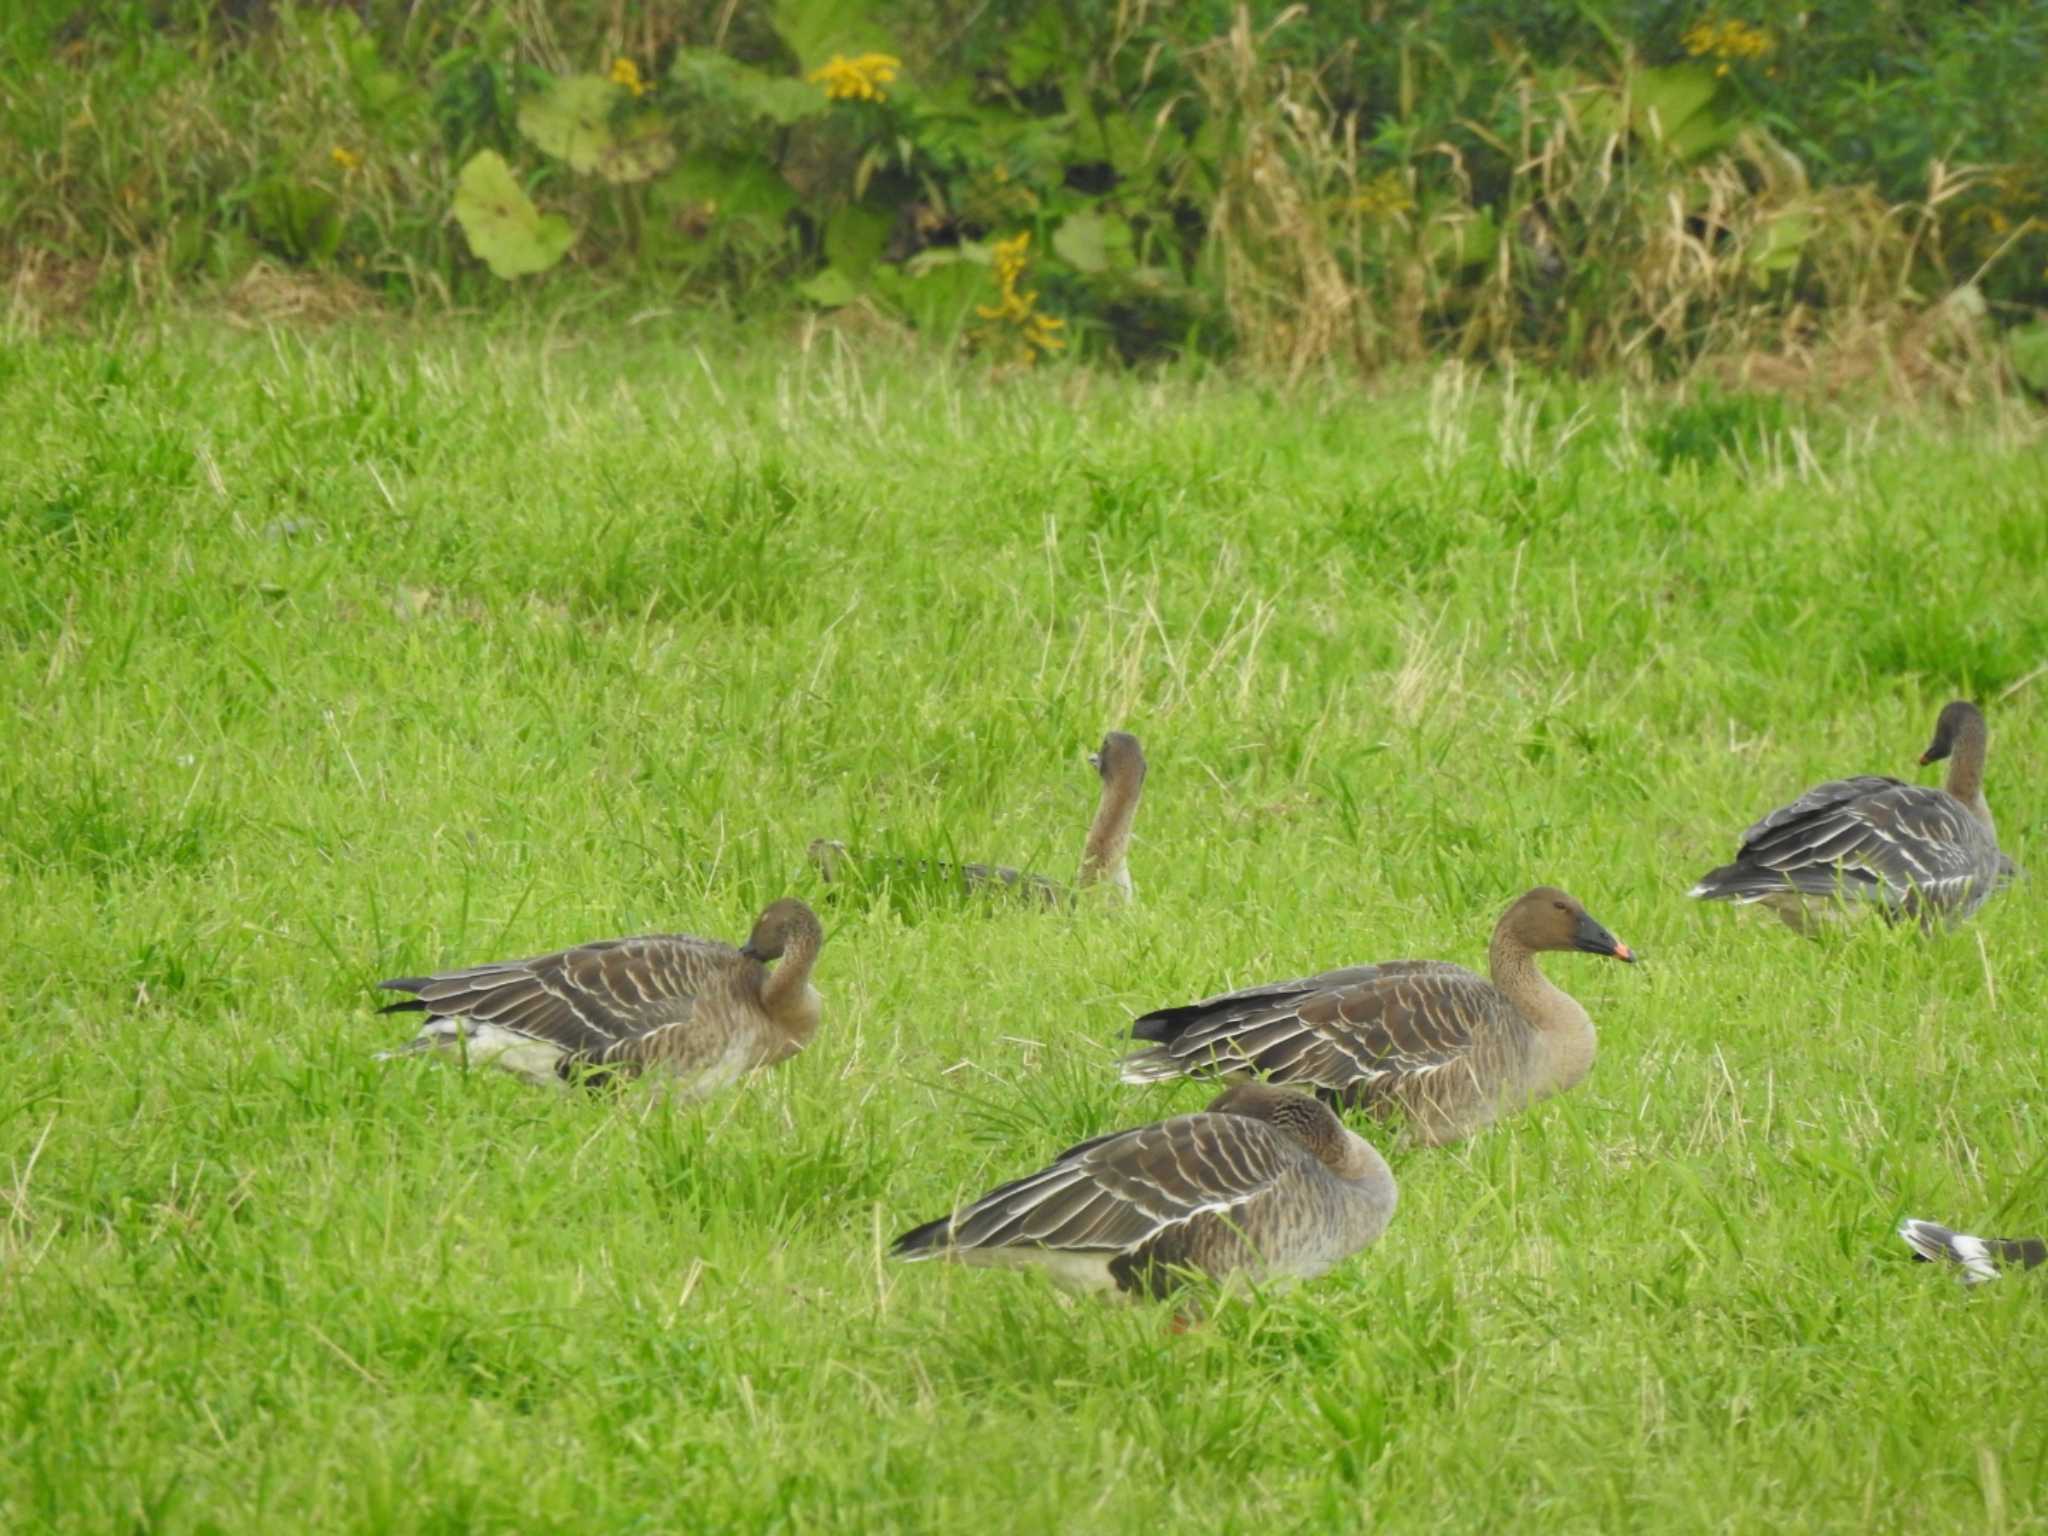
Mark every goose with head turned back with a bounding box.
[1120,888,1635,1147]
[891,1083,1396,1298]
[375,898,824,1099]
[810,729,1147,907]
[1689,700,2012,933]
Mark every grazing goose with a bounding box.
[1689,700,2011,932]
[1119,888,1635,1147]
[811,729,1147,907]
[891,1083,1395,1298]
[1899,1218,2047,1285]
[375,898,823,1098]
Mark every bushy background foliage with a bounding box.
[2,1,2045,382]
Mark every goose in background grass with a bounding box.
[1120,888,1635,1147]
[1689,700,2013,933]
[375,898,824,1099]
[1899,1218,2048,1285]
[810,729,1147,907]
[891,1083,1396,1299]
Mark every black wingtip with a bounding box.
[1131,1004,1203,1043]
[376,998,429,1016]
[375,978,430,1015]
[890,1216,954,1258]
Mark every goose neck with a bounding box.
[1075,768,1143,891]
[1943,721,1992,832]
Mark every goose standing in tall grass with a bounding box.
[374,898,824,1099]
[1120,888,1635,1147]
[1689,700,2013,932]
[891,1084,1395,1298]
[811,729,1147,907]
[1899,1218,2047,1285]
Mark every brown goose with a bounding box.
[1899,1219,2047,1285]
[811,730,1147,907]
[891,1083,1395,1297]
[374,898,823,1098]
[1689,700,2011,932]
[1119,888,1635,1147]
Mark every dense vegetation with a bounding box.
[4,2,2046,383]
[2,322,2043,1530]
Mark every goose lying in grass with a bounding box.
[1120,888,1634,1147]
[891,1083,1395,1298]
[811,729,1147,907]
[1689,700,2012,933]
[375,898,823,1099]
[1899,1218,2047,1285]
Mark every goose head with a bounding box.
[1090,730,1148,791]
[1501,886,1634,962]
[740,898,824,962]
[1918,700,1985,767]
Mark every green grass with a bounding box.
[2,321,2045,1534]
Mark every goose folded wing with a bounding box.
[1737,775,1903,848]
[1735,784,1993,902]
[1132,960,1458,1044]
[1145,965,1485,1093]
[942,1113,1298,1254]
[378,935,727,1058]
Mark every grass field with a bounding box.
[2,320,2045,1533]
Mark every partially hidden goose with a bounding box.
[810,729,1147,907]
[1119,888,1635,1147]
[375,897,823,1098]
[1899,1218,2047,1285]
[891,1083,1395,1298]
[1689,700,2013,933]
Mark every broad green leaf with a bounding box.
[771,0,893,72]
[452,151,574,278]
[246,179,342,264]
[670,49,829,126]
[1005,4,1067,89]
[654,156,798,225]
[870,248,991,337]
[1634,64,1738,161]
[797,266,861,306]
[2005,322,2048,394]
[594,117,677,184]
[825,206,892,278]
[1052,210,1132,275]
[1744,211,1813,278]
[517,75,618,173]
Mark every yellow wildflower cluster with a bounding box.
[329,144,361,173]
[1683,17,1773,75]
[975,232,1065,363]
[610,57,647,98]
[809,52,901,103]
[1344,170,1415,219]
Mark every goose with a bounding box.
[1899,1218,2047,1285]
[1119,888,1634,1147]
[1689,700,2012,932]
[374,897,823,1098]
[891,1083,1395,1298]
[811,729,1147,907]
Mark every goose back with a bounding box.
[892,1084,1394,1297]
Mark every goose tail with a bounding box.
[1117,1045,1185,1085]
[1898,1218,2048,1284]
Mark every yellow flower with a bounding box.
[610,57,647,97]
[329,144,361,172]
[809,52,902,103]
[1682,17,1773,63]
[973,231,1065,363]
[1344,170,1415,219]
